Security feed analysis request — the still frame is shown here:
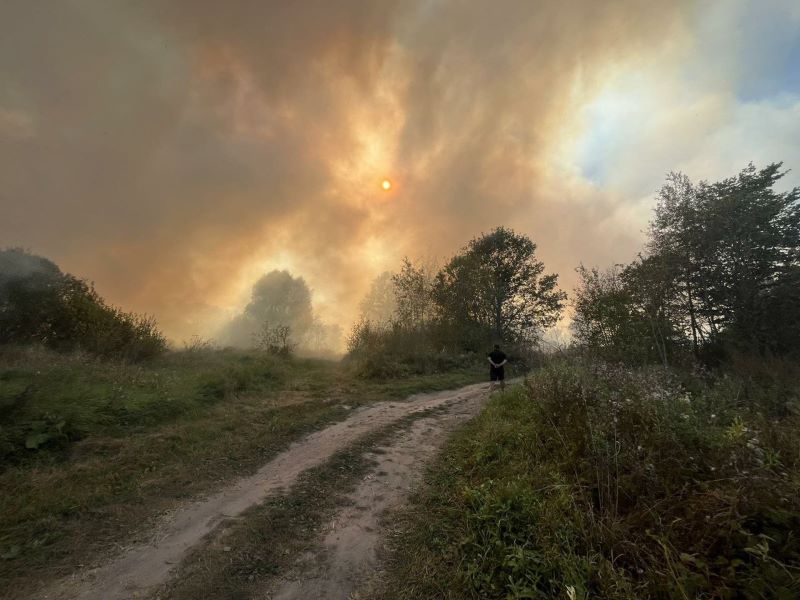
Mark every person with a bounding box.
[487,344,507,390]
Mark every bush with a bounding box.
[0,248,166,361]
[346,319,478,378]
[466,364,800,598]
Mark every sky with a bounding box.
[1,0,799,344]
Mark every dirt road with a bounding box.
[39,381,491,600]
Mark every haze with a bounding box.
[2,0,799,344]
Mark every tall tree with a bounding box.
[648,163,800,355]
[359,272,397,327]
[221,270,314,347]
[434,227,565,343]
[392,258,436,328]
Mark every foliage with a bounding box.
[253,322,294,357]
[574,163,800,363]
[360,272,398,327]
[346,318,474,378]
[220,270,313,347]
[393,258,438,329]
[219,269,341,354]
[349,229,566,377]
[434,227,566,344]
[378,362,800,599]
[0,248,166,361]
[572,262,683,366]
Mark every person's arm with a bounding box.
[487,357,497,367]
[498,359,507,367]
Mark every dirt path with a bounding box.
[38,382,490,600]
[263,385,487,600]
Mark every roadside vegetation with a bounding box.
[377,366,800,599]
[347,227,566,377]
[0,343,480,595]
[375,163,800,599]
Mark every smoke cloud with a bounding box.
[2,0,798,343]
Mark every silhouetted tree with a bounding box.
[0,248,166,360]
[392,258,436,329]
[359,272,397,327]
[221,270,314,348]
[434,228,566,343]
[648,163,800,356]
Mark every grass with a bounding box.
[156,408,441,600]
[374,361,800,599]
[0,345,481,597]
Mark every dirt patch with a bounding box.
[262,387,487,600]
[35,382,489,600]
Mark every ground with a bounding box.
[0,347,487,600]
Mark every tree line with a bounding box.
[0,248,166,361]
[348,227,567,376]
[2,162,795,369]
[351,161,799,376]
[573,162,800,365]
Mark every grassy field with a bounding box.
[0,345,481,593]
[375,361,800,599]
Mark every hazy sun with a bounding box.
[381,179,392,191]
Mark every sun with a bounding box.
[381,179,392,191]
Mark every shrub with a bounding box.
[345,319,477,378]
[0,248,166,361]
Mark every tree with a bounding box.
[433,227,566,343]
[0,248,166,360]
[577,163,800,363]
[392,258,436,329]
[221,270,314,348]
[573,261,682,366]
[648,163,800,356]
[359,272,397,327]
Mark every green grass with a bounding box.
[375,362,800,600]
[0,345,481,596]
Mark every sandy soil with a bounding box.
[37,381,490,600]
[263,385,488,600]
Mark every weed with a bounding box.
[376,363,800,599]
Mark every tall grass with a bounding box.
[379,361,800,599]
